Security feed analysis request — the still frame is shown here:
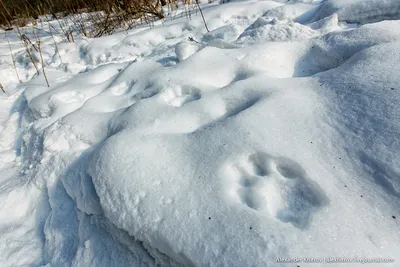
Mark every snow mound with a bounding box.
[314,0,400,24]
[236,17,316,43]
[262,2,319,23]
[86,20,400,266]
[175,41,204,61]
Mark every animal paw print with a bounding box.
[225,152,328,229]
[160,85,201,107]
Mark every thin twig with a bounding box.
[48,20,63,64]
[195,0,209,32]
[0,83,5,93]
[15,18,40,75]
[188,36,201,44]
[33,26,50,87]
[53,14,69,42]
[22,34,38,52]
[5,31,21,83]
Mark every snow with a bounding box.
[314,0,400,24]
[0,0,400,266]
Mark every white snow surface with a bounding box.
[314,0,400,24]
[1,0,400,266]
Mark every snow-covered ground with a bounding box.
[1,0,400,266]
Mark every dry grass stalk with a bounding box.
[33,26,50,87]
[5,31,21,83]
[195,0,209,32]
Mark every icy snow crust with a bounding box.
[1,0,400,266]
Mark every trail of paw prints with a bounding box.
[226,152,329,229]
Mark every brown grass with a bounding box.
[1,0,211,84]
[1,0,174,32]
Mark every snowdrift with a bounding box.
[314,0,400,24]
[0,0,399,266]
